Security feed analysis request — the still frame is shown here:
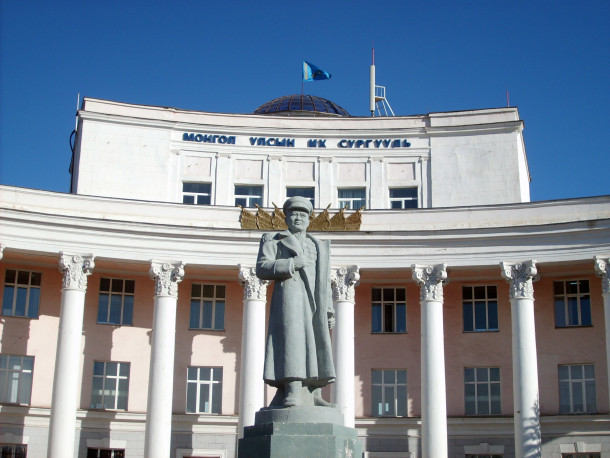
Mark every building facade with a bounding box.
[1,97,609,458]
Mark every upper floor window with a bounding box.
[2,269,41,318]
[91,361,130,411]
[554,280,591,327]
[338,188,365,210]
[235,185,263,207]
[389,187,418,209]
[371,287,406,333]
[186,366,223,414]
[190,284,225,330]
[371,369,407,417]
[183,182,211,205]
[97,278,134,326]
[463,285,498,332]
[286,187,315,207]
[0,354,34,405]
[464,367,501,415]
[559,364,596,414]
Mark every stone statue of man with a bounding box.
[256,196,336,407]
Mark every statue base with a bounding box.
[238,406,362,458]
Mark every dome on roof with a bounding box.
[253,94,350,117]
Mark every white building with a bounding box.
[0,96,609,458]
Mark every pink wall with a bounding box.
[1,262,607,419]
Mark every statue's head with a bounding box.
[283,196,312,233]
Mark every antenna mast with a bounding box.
[369,48,395,117]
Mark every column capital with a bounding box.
[331,266,360,302]
[149,261,185,297]
[595,256,610,294]
[59,253,95,291]
[238,265,269,301]
[500,260,538,300]
[412,264,447,301]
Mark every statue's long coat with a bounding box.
[256,230,335,388]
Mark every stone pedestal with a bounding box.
[238,407,362,458]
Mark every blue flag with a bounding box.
[303,61,331,81]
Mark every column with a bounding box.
[412,263,448,458]
[500,260,541,458]
[48,253,95,458]
[144,261,185,458]
[0,244,4,260]
[594,256,610,405]
[330,265,360,428]
[237,265,269,438]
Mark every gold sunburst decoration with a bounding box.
[239,203,363,231]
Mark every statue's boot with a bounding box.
[284,380,302,407]
[313,387,335,407]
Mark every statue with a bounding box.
[256,196,336,407]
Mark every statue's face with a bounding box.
[285,209,310,233]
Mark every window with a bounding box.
[371,369,407,417]
[186,367,222,414]
[286,187,315,207]
[0,355,33,405]
[0,445,27,458]
[87,450,125,458]
[2,269,41,318]
[235,185,263,207]
[559,364,596,414]
[97,278,134,325]
[190,284,225,330]
[338,188,366,209]
[463,285,498,332]
[464,367,501,415]
[554,280,591,327]
[371,288,406,333]
[389,187,418,209]
[183,182,211,205]
[91,361,129,410]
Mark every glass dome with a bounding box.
[253,95,350,117]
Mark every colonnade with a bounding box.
[3,248,604,458]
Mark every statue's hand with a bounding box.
[328,315,336,330]
[293,256,313,270]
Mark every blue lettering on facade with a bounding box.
[183,133,409,149]
[337,138,411,148]
[307,139,327,148]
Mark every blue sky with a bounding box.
[1,1,608,202]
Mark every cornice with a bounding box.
[425,120,524,136]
